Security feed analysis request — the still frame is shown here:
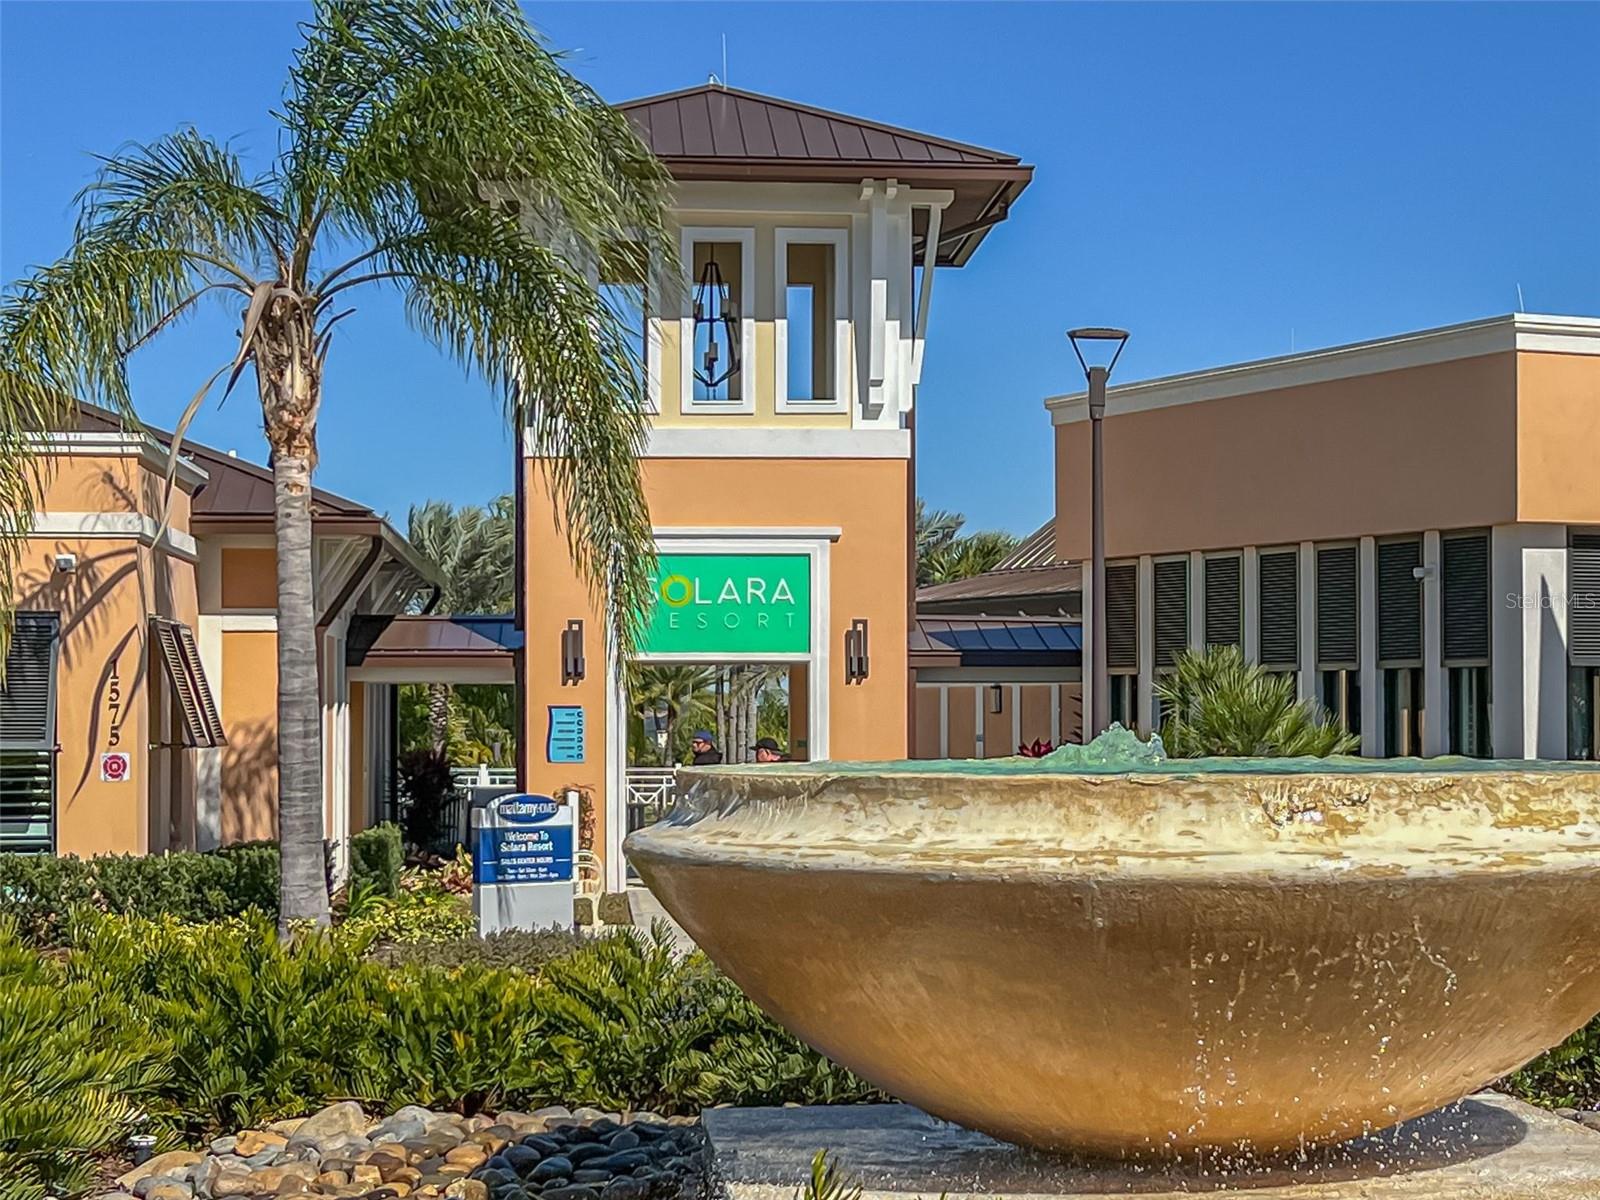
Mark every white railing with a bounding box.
[625,766,677,835]
[450,765,517,789]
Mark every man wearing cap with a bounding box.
[689,730,723,766]
[752,736,789,764]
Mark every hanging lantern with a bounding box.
[691,255,740,393]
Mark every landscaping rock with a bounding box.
[237,1129,290,1157]
[145,1186,191,1200]
[443,1181,488,1200]
[288,1101,371,1151]
[1578,1111,1600,1132]
[118,1151,203,1191]
[211,1171,257,1198]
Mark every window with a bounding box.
[775,229,848,411]
[600,243,650,408]
[0,612,59,853]
[1443,532,1491,757]
[1153,558,1189,670]
[681,228,754,412]
[1104,562,1139,730]
[1377,538,1422,756]
[1316,544,1360,736]
[1258,547,1299,674]
[1203,555,1242,649]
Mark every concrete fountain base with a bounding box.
[703,1094,1600,1199]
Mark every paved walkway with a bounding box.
[627,882,696,955]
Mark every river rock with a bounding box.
[443,1181,488,1200]
[117,1151,203,1191]
[287,1101,370,1152]
[236,1130,289,1158]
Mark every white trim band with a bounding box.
[24,431,210,490]
[637,426,910,459]
[654,525,843,542]
[27,511,199,561]
[1046,313,1600,425]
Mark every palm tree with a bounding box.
[1155,646,1360,758]
[627,664,714,766]
[0,0,673,927]
[916,499,1020,585]
[407,495,514,752]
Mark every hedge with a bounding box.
[0,824,405,945]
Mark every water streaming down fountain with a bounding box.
[625,727,1600,1157]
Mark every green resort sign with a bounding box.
[640,553,811,656]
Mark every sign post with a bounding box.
[471,792,577,934]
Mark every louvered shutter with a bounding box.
[1258,549,1299,668]
[153,620,226,748]
[1316,545,1359,666]
[1,613,59,751]
[1,613,59,854]
[1442,533,1489,664]
[1377,539,1422,664]
[1204,556,1242,649]
[1105,563,1138,671]
[176,625,227,746]
[1570,532,1600,665]
[1154,559,1189,668]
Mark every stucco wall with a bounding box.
[220,629,279,843]
[1054,352,1520,561]
[1516,351,1600,525]
[522,453,911,878]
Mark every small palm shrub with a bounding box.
[0,919,169,1198]
[1155,646,1359,758]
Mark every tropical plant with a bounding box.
[394,747,459,851]
[628,664,716,766]
[0,0,674,927]
[407,496,515,751]
[0,920,170,1199]
[797,1151,863,1200]
[1155,645,1359,758]
[915,498,1020,585]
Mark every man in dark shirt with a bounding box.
[752,737,789,763]
[689,730,723,765]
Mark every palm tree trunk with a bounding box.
[427,682,451,753]
[272,447,330,928]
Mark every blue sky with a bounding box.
[3,3,1596,535]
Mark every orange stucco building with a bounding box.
[3,409,435,863]
[518,85,1033,888]
[1046,313,1600,762]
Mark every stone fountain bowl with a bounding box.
[624,750,1600,1156]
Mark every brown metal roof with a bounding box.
[917,563,1081,609]
[993,520,1060,571]
[618,85,1033,266]
[358,615,516,660]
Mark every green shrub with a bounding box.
[0,848,280,946]
[1507,1018,1600,1109]
[0,919,170,1198]
[344,876,475,944]
[369,925,585,973]
[350,824,404,897]
[1156,645,1360,758]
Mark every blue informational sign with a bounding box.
[472,794,575,886]
[547,705,586,764]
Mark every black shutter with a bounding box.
[1204,556,1242,649]
[1,613,59,854]
[1316,545,1359,666]
[1571,532,1600,665]
[1442,533,1490,664]
[1377,539,1422,664]
[1,613,59,751]
[1154,559,1189,668]
[1105,563,1138,671]
[1258,549,1299,668]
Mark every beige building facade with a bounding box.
[1047,313,1600,761]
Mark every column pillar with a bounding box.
[1242,547,1260,664]
[1137,555,1155,736]
[1188,550,1205,652]
[1421,530,1448,757]
[1359,536,1380,757]
[1297,541,1317,704]
[1492,524,1568,758]
[1079,566,1095,739]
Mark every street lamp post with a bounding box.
[1068,327,1129,740]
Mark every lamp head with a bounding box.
[1067,326,1130,381]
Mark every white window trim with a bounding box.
[774,227,850,414]
[679,226,756,415]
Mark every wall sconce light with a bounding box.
[989,683,1005,714]
[560,619,585,685]
[844,618,870,684]
[53,552,77,574]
